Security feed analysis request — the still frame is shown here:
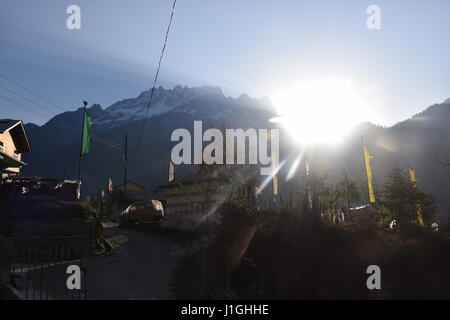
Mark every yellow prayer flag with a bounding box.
[272,175,278,195]
[168,161,175,183]
[408,168,416,182]
[363,144,376,203]
[408,167,424,226]
[270,130,278,195]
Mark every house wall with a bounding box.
[0,130,21,173]
[115,182,146,191]
[160,182,229,231]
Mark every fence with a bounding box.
[0,236,89,300]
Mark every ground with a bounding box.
[85,222,186,300]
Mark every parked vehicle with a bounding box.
[118,200,164,225]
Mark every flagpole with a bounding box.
[77,101,88,198]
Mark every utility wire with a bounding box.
[91,139,123,151]
[91,136,123,151]
[90,136,129,172]
[0,93,49,119]
[131,0,177,163]
[91,135,122,148]
[92,138,123,150]
[0,85,58,116]
[0,73,67,113]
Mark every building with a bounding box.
[1,177,79,202]
[0,120,31,178]
[157,175,231,231]
[113,180,163,201]
[114,180,146,191]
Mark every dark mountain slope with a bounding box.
[22,87,450,221]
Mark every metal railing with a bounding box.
[0,236,89,300]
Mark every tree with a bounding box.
[416,190,438,226]
[381,165,436,227]
[335,175,362,210]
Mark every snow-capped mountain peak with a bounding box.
[91,85,273,131]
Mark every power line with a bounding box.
[0,73,67,113]
[0,85,58,116]
[131,0,177,163]
[91,136,123,150]
[91,135,123,148]
[91,136,123,151]
[91,139,122,151]
[0,93,49,120]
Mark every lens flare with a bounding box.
[270,78,372,144]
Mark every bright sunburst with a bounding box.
[270,78,371,144]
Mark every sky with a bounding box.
[0,0,449,126]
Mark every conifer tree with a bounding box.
[335,175,362,209]
[381,165,437,227]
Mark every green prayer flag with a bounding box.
[81,109,92,155]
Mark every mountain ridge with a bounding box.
[21,86,450,221]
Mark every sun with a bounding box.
[270,78,370,144]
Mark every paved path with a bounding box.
[85,223,186,300]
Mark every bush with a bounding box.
[172,205,450,299]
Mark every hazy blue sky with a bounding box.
[0,0,449,125]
